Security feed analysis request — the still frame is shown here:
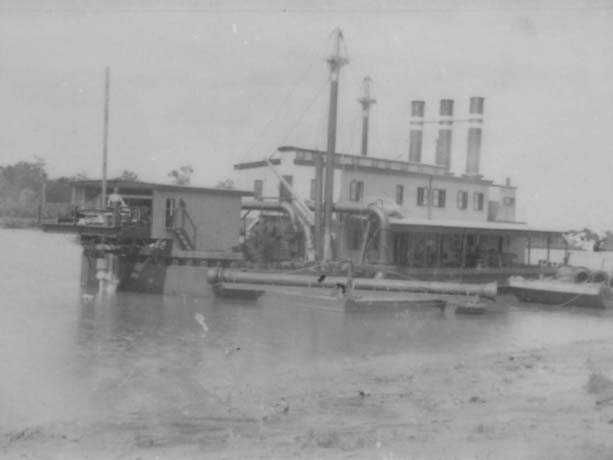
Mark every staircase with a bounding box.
[169,227,195,250]
[167,204,197,250]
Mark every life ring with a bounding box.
[590,270,609,284]
[573,268,590,283]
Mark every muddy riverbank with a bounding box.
[2,335,613,459]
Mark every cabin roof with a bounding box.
[388,216,565,236]
[71,179,253,196]
[234,145,511,188]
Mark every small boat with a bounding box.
[507,270,613,309]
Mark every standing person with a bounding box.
[107,187,126,208]
[107,188,126,226]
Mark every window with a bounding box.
[349,180,364,202]
[417,187,428,206]
[254,180,263,200]
[473,192,484,211]
[432,189,446,208]
[457,191,468,210]
[165,198,175,228]
[395,185,404,205]
[440,189,446,207]
[279,175,293,202]
[310,179,317,201]
[503,196,515,206]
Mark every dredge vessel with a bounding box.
[44,30,565,299]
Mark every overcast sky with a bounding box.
[1,0,612,229]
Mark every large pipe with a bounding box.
[408,100,425,162]
[435,99,453,170]
[278,201,297,229]
[241,199,392,265]
[241,199,313,259]
[366,202,391,265]
[466,96,484,177]
[207,268,498,299]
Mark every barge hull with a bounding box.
[508,279,613,308]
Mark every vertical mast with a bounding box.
[314,150,324,260]
[358,76,376,156]
[101,67,110,208]
[322,28,348,261]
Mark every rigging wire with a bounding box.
[268,76,331,160]
[238,34,334,163]
[238,58,320,163]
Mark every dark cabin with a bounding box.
[57,179,252,255]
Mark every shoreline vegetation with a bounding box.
[0,216,40,229]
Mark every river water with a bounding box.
[2,229,613,455]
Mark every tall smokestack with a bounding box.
[408,100,425,162]
[465,97,484,177]
[435,99,454,170]
[358,76,376,156]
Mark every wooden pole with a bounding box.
[436,233,442,268]
[101,67,110,209]
[461,232,468,268]
[314,152,323,260]
[427,175,433,220]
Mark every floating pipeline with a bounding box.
[206,268,498,299]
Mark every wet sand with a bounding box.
[2,334,613,460]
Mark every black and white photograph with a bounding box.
[1,1,613,458]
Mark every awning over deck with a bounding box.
[388,217,564,237]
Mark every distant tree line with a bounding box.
[564,228,612,252]
[0,158,202,219]
[0,158,48,217]
[0,159,141,218]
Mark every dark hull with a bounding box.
[212,282,265,300]
[345,295,447,312]
[508,279,613,309]
[512,289,609,308]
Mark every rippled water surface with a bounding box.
[1,228,613,435]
